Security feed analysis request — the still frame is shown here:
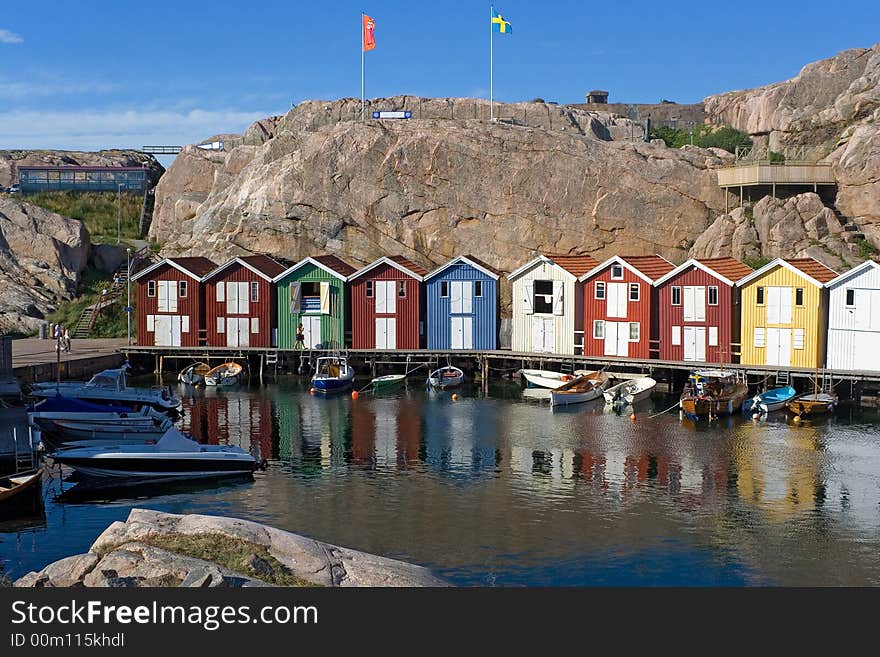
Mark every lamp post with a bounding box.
[126,247,132,345]
[117,183,124,244]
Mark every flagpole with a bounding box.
[489,5,494,121]
[361,12,365,123]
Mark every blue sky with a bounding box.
[1,0,877,158]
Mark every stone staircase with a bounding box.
[139,187,156,238]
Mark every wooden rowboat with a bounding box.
[521,369,591,389]
[550,371,610,407]
[204,362,244,386]
[679,369,750,420]
[178,362,211,385]
[785,392,838,417]
[0,469,43,510]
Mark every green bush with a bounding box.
[768,151,786,164]
[743,256,772,270]
[856,238,877,259]
[650,124,752,154]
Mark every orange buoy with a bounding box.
[452,393,459,401]
[351,390,359,400]
[629,413,636,422]
[309,388,316,395]
[752,413,760,420]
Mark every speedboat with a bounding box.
[550,371,610,407]
[742,385,797,416]
[50,427,261,481]
[178,362,211,385]
[204,362,244,386]
[40,416,174,451]
[29,367,181,413]
[427,366,464,389]
[311,356,355,393]
[603,377,656,407]
[679,369,749,421]
[521,369,590,389]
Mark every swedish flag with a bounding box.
[491,8,512,34]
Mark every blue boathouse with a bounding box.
[425,255,502,350]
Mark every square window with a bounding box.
[756,286,764,305]
[611,264,624,280]
[366,280,374,297]
[179,281,187,298]
[147,280,156,297]
[533,280,553,314]
[474,281,483,297]
[440,281,449,297]
[398,281,406,297]
[671,286,681,305]
[795,288,804,306]
[845,289,855,307]
[629,283,640,302]
[595,281,605,299]
[593,320,605,339]
[708,286,718,306]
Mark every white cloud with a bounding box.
[0,108,272,151]
[0,78,118,99]
[0,28,23,44]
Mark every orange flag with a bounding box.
[363,14,376,51]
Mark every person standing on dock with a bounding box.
[295,323,306,350]
[63,327,71,353]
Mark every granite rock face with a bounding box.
[0,149,164,189]
[0,197,90,333]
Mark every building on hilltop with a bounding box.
[18,166,150,194]
[585,90,609,104]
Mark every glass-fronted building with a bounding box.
[18,166,149,194]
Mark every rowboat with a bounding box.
[679,369,750,420]
[371,374,406,392]
[204,362,244,386]
[742,385,797,415]
[311,356,355,393]
[785,392,838,418]
[178,362,211,385]
[549,371,610,407]
[0,469,43,513]
[521,369,590,389]
[427,366,465,389]
[603,377,656,407]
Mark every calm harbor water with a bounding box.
[2,377,880,586]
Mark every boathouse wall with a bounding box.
[204,259,281,349]
[826,260,880,371]
[510,261,580,355]
[426,259,499,350]
[275,261,349,350]
[350,260,424,350]
[134,260,211,348]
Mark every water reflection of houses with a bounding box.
[181,390,273,459]
[421,399,500,478]
[350,396,424,469]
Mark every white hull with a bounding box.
[551,386,606,406]
[521,369,589,390]
[603,377,656,406]
[67,465,257,479]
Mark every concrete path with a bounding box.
[12,338,129,368]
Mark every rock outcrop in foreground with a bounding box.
[15,509,448,588]
[0,196,89,333]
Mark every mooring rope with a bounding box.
[649,401,682,419]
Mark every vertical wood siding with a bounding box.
[656,267,738,363]
[582,266,653,359]
[135,263,204,347]
[826,263,880,370]
[510,262,579,354]
[275,263,346,349]
[426,262,497,349]
[204,264,276,348]
[350,263,422,349]
[739,266,825,368]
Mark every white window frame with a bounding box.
[595,281,605,300]
[708,326,718,346]
[593,320,605,339]
[629,322,640,342]
[147,280,156,297]
[366,280,374,297]
[146,314,155,332]
[708,286,718,306]
[217,317,225,334]
[251,317,259,334]
[216,281,225,302]
[179,280,188,298]
[251,281,259,303]
[611,264,624,280]
[845,288,855,307]
[629,283,640,302]
[398,280,407,298]
[756,286,764,306]
[671,286,681,306]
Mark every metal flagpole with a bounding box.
[361,12,365,123]
[489,5,494,121]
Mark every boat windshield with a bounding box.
[85,370,126,391]
[316,358,345,377]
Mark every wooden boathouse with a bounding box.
[825,259,880,372]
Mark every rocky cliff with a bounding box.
[0,197,89,333]
[0,149,164,189]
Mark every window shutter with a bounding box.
[708,326,718,346]
[158,281,168,312]
[251,317,259,334]
[217,317,225,334]
[754,327,765,347]
[462,281,473,314]
[146,315,155,332]
[237,282,249,314]
[226,282,238,314]
[450,281,462,314]
[320,282,330,314]
[552,281,564,315]
[523,281,534,314]
[290,282,302,314]
[216,281,225,303]
[793,328,804,349]
[683,286,695,321]
[375,281,387,313]
[181,316,190,333]
[694,286,705,321]
[671,326,681,346]
[766,288,780,324]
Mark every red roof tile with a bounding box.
[387,255,428,277]
[240,254,286,278]
[545,254,600,277]
[461,254,505,276]
[166,257,217,278]
[696,257,753,282]
[620,255,675,280]
[311,254,356,277]
[785,258,838,283]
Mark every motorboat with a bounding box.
[50,427,261,481]
[603,377,656,407]
[29,367,181,413]
[679,369,750,421]
[40,416,174,451]
[27,396,134,415]
[427,365,465,390]
[550,371,610,407]
[785,392,838,418]
[742,385,797,416]
[521,369,590,389]
[29,402,167,432]
[178,362,211,385]
[204,362,244,386]
[311,356,355,393]
[0,469,43,515]
[371,374,406,392]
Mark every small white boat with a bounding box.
[29,367,181,412]
[178,362,211,385]
[50,427,261,481]
[550,371,610,407]
[603,377,656,407]
[521,369,590,389]
[427,366,464,389]
[371,373,406,392]
[204,362,244,386]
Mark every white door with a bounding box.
[532,317,555,353]
[154,316,171,346]
[376,317,396,349]
[683,286,706,322]
[767,287,792,324]
[171,316,181,347]
[766,327,791,366]
[303,316,322,348]
[683,326,706,361]
[227,318,250,348]
[451,316,474,349]
[604,321,617,356]
[615,322,629,357]
[607,283,627,318]
[542,318,555,352]
[450,281,473,314]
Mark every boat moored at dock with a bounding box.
[311,356,355,393]
[742,386,797,415]
[549,371,610,406]
[679,370,749,420]
[29,367,181,413]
